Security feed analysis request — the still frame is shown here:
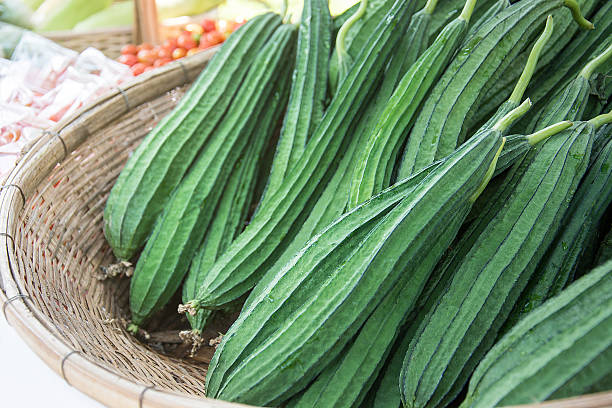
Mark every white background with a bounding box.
[0,313,104,407]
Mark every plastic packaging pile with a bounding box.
[0,31,133,180]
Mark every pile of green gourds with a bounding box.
[102,0,612,406]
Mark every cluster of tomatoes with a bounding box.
[118,18,245,75]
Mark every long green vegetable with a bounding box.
[184,0,418,310]
[400,118,598,408]
[127,24,296,329]
[103,13,281,261]
[348,0,478,209]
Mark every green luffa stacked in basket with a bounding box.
[102,0,612,406]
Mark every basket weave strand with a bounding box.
[0,47,611,408]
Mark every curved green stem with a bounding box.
[493,99,532,132]
[526,121,573,145]
[336,0,368,62]
[588,110,612,129]
[459,0,478,22]
[563,0,594,30]
[424,0,439,15]
[580,43,612,80]
[509,15,554,104]
[470,137,506,203]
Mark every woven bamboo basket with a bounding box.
[1,43,612,408]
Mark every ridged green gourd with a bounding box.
[397,0,593,179]
[103,13,281,261]
[127,24,296,328]
[182,0,418,310]
[204,115,504,406]
[348,0,478,209]
[400,119,597,408]
[461,259,612,408]
[242,0,439,315]
[259,0,331,207]
[506,117,612,333]
[181,63,293,338]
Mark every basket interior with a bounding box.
[10,85,234,396]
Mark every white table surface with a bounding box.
[1,313,105,407]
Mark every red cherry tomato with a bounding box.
[162,38,177,51]
[131,63,146,75]
[157,47,172,59]
[172,47,187,59]
[121,44,138,55]
[138,42,153,51]
[177,33,197,50]
[204,31,225,46]
[118,53,138,66]
[154,57,172,67]
[198,39,212,49]
[137,49,155,65]
[187,48,202,57]
[201,18,216,33]
[144,66,155,72]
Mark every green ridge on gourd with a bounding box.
[399,119,597,408]
[397,0,593,180]
[464,0,509,39]
[348,0,477,209]
[260,0,331,207]
[182,65,292,338]
[103,13,281,261]
[204,114,504,406]
[183,0,418,310]
[128,24,296,328]
[461,258,612,408]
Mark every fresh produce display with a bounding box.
[96,0,612,406]
[116,18,244,75]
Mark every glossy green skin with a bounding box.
[103,13,281,261]
[261,0,331,207]
[205,125,502,406]
[287,200,470,408]
[348,16,468,208]
[128,25,296,326]
[182,65,292,334]
[397,0,576,179]
[400,122,594,408]
[189,0,418,309]
[461,260,612,408]
[506,136,612,333]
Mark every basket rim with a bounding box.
[0,47,253,408]
[0,45,611,408]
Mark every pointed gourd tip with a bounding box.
[470,137,506,203]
